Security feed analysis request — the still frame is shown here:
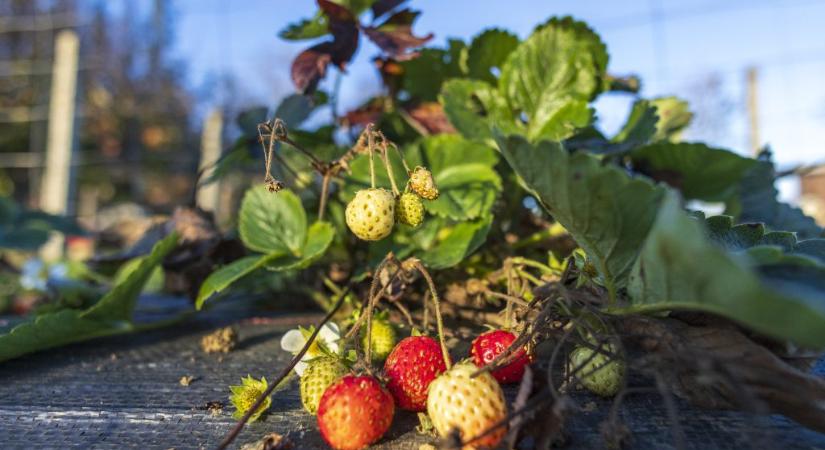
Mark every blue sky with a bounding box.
[134,0,825,199]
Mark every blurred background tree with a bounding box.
[0,0,197,222]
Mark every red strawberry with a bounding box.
[471,329,532,384]
[316,375,394,450]
[383,336,450,411]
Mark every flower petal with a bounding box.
[294,360,308,376]
[280,329,306,353]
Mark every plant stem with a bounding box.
[413,260,451,370]
[216,285,350,450]
[380,144,400,196]
[509,257,557,276]
[318,172,332,221]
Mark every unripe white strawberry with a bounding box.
[395,192,425,228]
[345,188,395,241]
[426,362,507,449]
[409,166,438,200]
[569,344,625,397]
[300,357,348,414]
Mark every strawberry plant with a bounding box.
[204,2,824,447]
[0,1,823,448]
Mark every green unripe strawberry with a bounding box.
[408,166,438,200]
[569,345,625,397]
[300,357,348,414]
[345,188,395,241]
[395,192,425,228]
[360,316,397,362]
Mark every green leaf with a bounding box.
[84,232,179,321]
[265,221,335,271]
[426,163,501,220]
[528,96,593,142]
[631,143,757,202]
[195,255,276,310]
[0,228,49,250]
[400,42,467,101]
[440,79,517,143]
[703,215,825,267]
[112,257,165,294]
[497,134,666,294]
[626,193,825,349]
[0,232,179,362]
[729,155,823,239]
[649,96,693,142]
[239,188,307,256]
[500,17,607,119]
[612,99,658,147]
[0,310,131,363]
[274,94,316,127]
[198,222,333,309]
[419,215,492,269]
[466,29,519,83]
[279,13,329,41]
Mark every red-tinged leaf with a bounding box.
[317,0,354,22]
[363,9,432,60]
[372,0,408,19]
[329,24,359,67]
[340,97,387,127]
[291,43,333,93]
[404,102,456,134]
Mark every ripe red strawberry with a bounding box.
[316,375,394,450]
[383,336,450,411]
[470,329,532,384]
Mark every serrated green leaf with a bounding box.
[440,79,517,144]
[500,17,607,119]
[198,223,333,309]
[0,232,179,362]
[466,29,519,83]
[497,134,666,295]
[418,215,492,269]
[626,193,825,349]
[265,221,335,271]
[729,155,823,239]
[239,188,307,256]
[112,257,165,294]
[528,96,593,142]
[631,143,757,202]
[703,215,825,267]
[195,255,275,310]
[612,99,658,147]
[426,164,501,220]
[650,96,692,142]
[401,43,467,101]
[279,13,329,41]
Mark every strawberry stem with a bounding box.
[413,260,451,370]
[217,284,351,450]
[367,125,377,189]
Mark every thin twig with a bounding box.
[215,286,350,450]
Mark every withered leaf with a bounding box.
[404,102,456,134]
[363,9,432,60]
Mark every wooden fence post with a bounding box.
[39,29,79,260]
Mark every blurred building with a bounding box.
[800,167,825,226]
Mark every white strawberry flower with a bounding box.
[280,322,340,376]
